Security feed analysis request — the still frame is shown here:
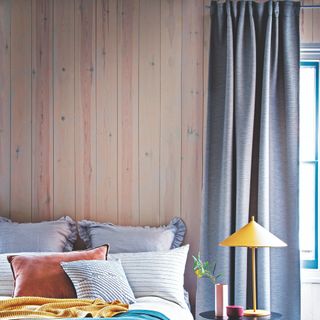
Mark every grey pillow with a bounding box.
[0,216,77,253]
[61,260,136,304]
[78,217,186,253]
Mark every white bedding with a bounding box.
[131,296,194,320]
[0,296,194,320]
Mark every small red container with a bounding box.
[226,305,244,318]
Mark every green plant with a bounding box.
[192,252,222,284]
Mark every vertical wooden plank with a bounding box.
[0,0,11,218]
[202,12,210,310]
[96,0,118,223]
[160,0,182,224]
[10,0,32,222]
[203,0,210,201]
[139,0,161,226]
[53,0,75,219]
[181,0,204,308]
[32,0,53,222]
[300,0,313,43]
[75,0,97,220]
[313,0,320,43]
[117,0,140,225]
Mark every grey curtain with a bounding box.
[196,1,300,319]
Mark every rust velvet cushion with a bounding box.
[7,245,109,298]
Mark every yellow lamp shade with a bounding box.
[219,216,287,248]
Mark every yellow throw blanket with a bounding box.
[0,297,128,319]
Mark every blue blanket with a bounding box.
[113,310,170,320]
[60,310,170,320]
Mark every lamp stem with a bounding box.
[252,247,257,312]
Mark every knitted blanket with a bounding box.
[0,297,128,319]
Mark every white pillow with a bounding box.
[109,245,189,308]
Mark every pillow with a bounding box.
[78,217,186,253]
[0,216,77,253]
[7,245,109,298]
[109,245,189,308]
[0,252,53,296]
[61,260,136,304]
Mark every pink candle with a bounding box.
[215,284,228,317]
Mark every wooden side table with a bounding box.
[199,311,282,319]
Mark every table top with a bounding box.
[198,311,282,319]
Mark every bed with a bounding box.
[0,216,194,320]
[0,296,193,320]
[130,297,194,320]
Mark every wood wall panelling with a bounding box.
[160,0,182,224]
[313,0,320,42]
[0,0,11,218]
[10,0,32,222]
[300,0,320,43]
[75,0,97,221]
[203,0,210,167]
[181,0,204,306]
[53,0,76,220]
[31,0,53,222]
[117,0,140,226]
[96,0,118,223]
[139,0,161,226]
[301,0,313,43]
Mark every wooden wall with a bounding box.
[0,0,211,308]
[300,0,320,43]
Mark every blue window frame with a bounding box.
[300,61,319,269]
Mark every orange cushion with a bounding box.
[7,245,109,298]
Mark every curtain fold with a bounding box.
[196,1,300,319]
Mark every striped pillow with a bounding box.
[0,253,14,296]
[61,260,136,304]
[109,245,189,308]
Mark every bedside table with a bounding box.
[198,311,282,319]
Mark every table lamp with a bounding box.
[219,216,287,317]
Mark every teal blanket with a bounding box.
[113,310,170,320]
[64,310,170,319]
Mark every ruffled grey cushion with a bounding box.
[78,217,186,253]
[0,216,77,253]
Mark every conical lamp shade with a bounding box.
[219,217,287,248]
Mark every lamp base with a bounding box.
[244,309,270,317]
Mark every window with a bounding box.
[300,59,319,269]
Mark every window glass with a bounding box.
[299,61,318,269]
[300,66,316,161]
[300,163,316,261]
